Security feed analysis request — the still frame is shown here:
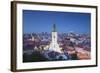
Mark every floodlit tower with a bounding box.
[49,24,62,53]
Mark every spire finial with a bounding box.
[52,24,56,32]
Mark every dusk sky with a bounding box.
[23,10,91,34]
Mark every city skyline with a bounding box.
[23,10,91,34]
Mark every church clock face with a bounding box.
[54,36,55,42]
[54,36,55,38]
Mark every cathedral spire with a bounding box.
[49,23,62,53]
[52,24,56,32]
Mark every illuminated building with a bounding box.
[49,24,62,53]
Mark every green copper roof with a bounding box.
[52,24,56,32]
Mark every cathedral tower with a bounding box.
[49,24,62,53]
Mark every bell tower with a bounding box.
[52,24,57,44]
[49,24,62,53]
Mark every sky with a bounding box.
[23,10,91,34]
